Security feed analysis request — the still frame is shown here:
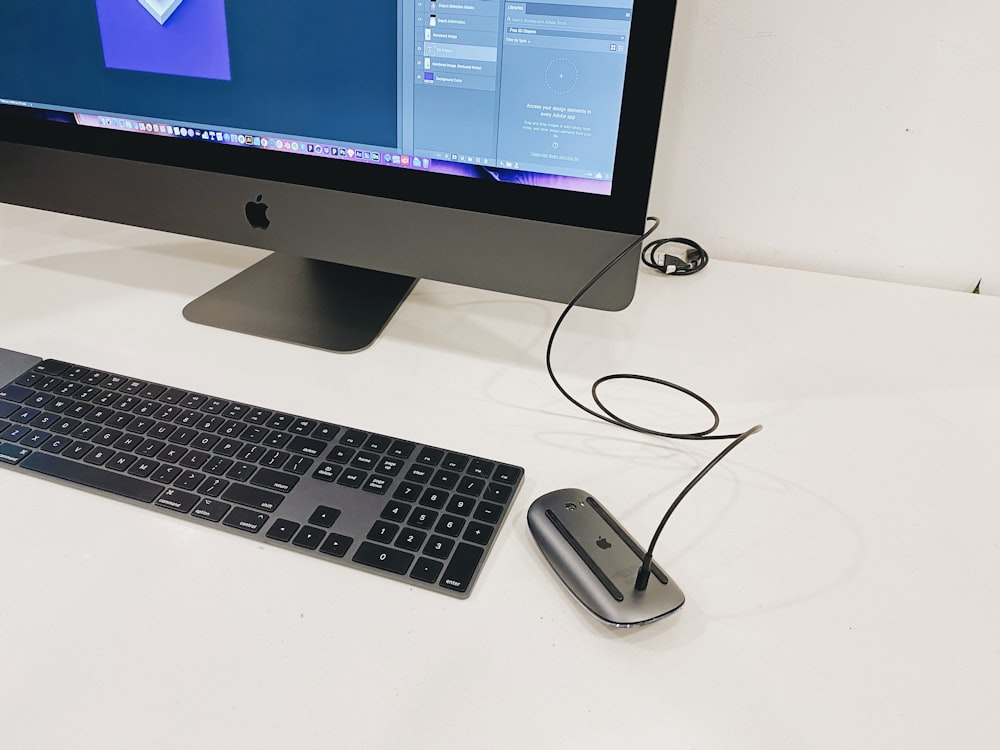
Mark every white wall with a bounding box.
[647,1,1000,295]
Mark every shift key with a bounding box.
[222,482,284,512]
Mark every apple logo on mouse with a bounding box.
[596,536,612,550]
[245,194,270,229]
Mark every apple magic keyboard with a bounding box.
[0,347,523,598]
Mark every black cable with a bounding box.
[544,216,762,592]
[642,236,709,276]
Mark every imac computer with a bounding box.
[0,0,676,351]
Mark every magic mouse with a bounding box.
[527,488,685,627]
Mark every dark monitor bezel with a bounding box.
[0,0,676,237]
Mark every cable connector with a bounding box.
[641,237,709,276]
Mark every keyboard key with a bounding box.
[14,372,43,387]
[337,469,366,488]
[180,393,207,410]
[319,533,352,558]
[202,456,234,476]
[225,462,256,482]
[156,489,199,514]
[107,454,137,472]
[311,462,341,482]
[21,430,51,448]
[430,469,459,490]
[446,495,475,516]
[12,407,40,424]
[223,507,269,534]
[363,475,391,494]
[20,452,161,502]
[259,449,289,469]
[265,518,299,542]
[174,471,205,491]
[112,434,143,452]
[266,413,294,431]
[290,418,317,435]
[1,424,31,442]
[221,402,249,419]
[128,459,160,478]
[339,429,367,447]
[456,477,486,496]
[41,435,73,454]
[416,447,444,466]
[396,528,426,551]
[83,447,116,466]
[192,499,231,523]
[33,360,71,376]
[364,434,392,452]
[245,408,271,425]
[410,558,443,584]
[150,465,182,484]
[424,535,454,560]
[287,435,326,457]
[93,428,123,446]
[392,482,421,502]
[312,422,340,440]
[473,501,503,524]
[484,482,513,503]
[367,520,399,544]
[284,455,314,475]
[351,451,378,470]
[308,505,341,528]
[25,392,53,409]
[0,443,32,464]
[0,384,33,403]
[387,440,414,459]
[376,457,403,476]
[250,467,299,493]
[198,476,229,497]
[30,413,59,430]
[404,465,432,483]
[222,482,284,512]
[292,526,325,550]
[161,388,187,404]
[352,542,413,575]
[439,543,485,593]
[493,464,521,484]
[409,508,437,529]
[380,500,410,522]
[442,453,469,472]
[63,442,92,461]
[263,431,291,449]
[462,522,494,546]
[467,459,494,478]
[419,488,448,509]
[136,439,165,457]
[327,445,355,464]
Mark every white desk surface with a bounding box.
[1,203,998,749]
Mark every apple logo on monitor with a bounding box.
[245,195,270,230]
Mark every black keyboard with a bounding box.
[0,348,523,598]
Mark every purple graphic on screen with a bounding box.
[95,0,231,81]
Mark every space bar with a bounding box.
[20,452,163,503]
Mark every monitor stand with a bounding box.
[182,253,417,353]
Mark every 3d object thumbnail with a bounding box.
[138,0,185,25]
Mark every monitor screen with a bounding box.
[0,0,676,350]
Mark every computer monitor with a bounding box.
[0,0,675,351]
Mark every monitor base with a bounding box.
[183,253,417,353]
